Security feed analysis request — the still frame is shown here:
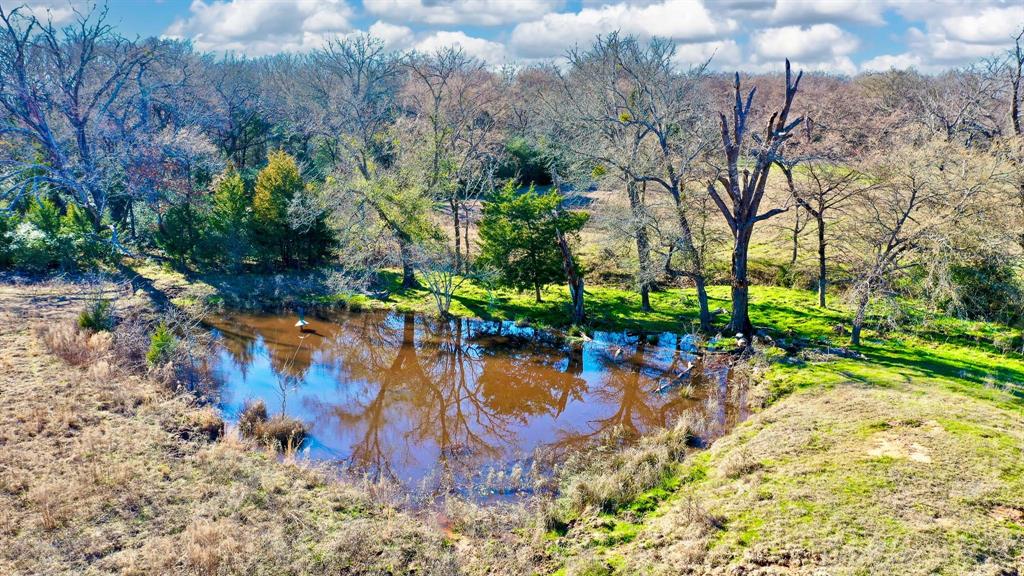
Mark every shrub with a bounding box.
[259,415,307,450]
[0,210,16,268]
[477,181,588,302]
[77,299,113,332]
[237,399,307,451]
[945,255,1024,325]
[155,200,209,268]
[251,151,335,267]
[146,322,177,366]
[189,407,226,442]
[35,323,111,366]
[238,400,269,438]
[2,198,112,272]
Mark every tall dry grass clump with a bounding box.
[237,400,307,452]
[556,414,698,518]
[181,518,247,575]
[34,323,111,366]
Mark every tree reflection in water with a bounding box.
[207,310,747,494]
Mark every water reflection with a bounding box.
[207,310,748,494]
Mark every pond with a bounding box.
[206,309,749,498]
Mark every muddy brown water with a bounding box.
[206,309,749,499]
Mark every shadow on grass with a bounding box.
[859,341,1024,399]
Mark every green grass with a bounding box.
[520,280,1024,575]
[378,270,853,335]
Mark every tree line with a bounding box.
[2,5,1023,342]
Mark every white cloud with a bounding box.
[673,40,742,68]
[877,2,1022,68]
[751,23,858,62]
[152,0,1022,73]
[768,0,886,26]
[163,0,354,55]
[859,52,931,72]
[367,20,415,51]
[364,0,561,26]
[509,0,737,58]
[932,5,1024,47]
[415,31,510,65]
[17,0,84,25]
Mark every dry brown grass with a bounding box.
[236,399,307,451]
[34,323,111,366]
[557,415,697,518]
[0,279,454,575]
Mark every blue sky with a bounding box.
[23,0,1024,73]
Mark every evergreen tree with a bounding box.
[251,150,334,267]
[209,167,252,268]
[252,150,303,265]
[156,196,208,268]
[478,182,588,302]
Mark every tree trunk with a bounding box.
[535,284,542,303]
[851,288,870,346]
[451,198,462,272]
[399,238,419,289]
[672,199,711,332]
[730,227,754,338]
[694,275,711,333]
[789,211,799,277]
[463,203,471,272]
[556,226,585,325]
[627,181,653,312]
[817,217,827,308]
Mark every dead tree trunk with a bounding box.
[708,60,804,340]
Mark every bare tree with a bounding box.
[0,6,153,231]
[842,152,939,345]
[544,34,713,315]
[708,60,803,338]
[404,47,503,272]
[839,141,1002,345]
[779,161,866,307]
[295,35,431,288]
[414,244,467,318]
[916,64,1006,147]
[203,56,269,169]
[607,37,716,330]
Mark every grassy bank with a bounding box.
[126,261,866,336]
[533,293,1024,575]
[547,379,1024,575]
